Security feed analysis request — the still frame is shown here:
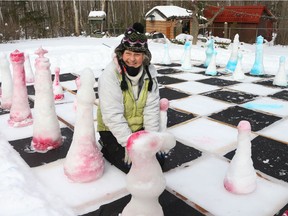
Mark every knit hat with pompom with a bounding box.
[115,22,151,65]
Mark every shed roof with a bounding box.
[204,5,276,24]
[145,5,192,20]
[88,11,106,20]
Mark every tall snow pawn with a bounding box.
[224,120,257,194]
[64,68,104,183]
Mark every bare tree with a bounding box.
[191,1,224,45]
[72,0,80,36]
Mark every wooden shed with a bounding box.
[203,5,276,43]
[145,5,192,40]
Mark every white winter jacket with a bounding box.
[97,59,160,147]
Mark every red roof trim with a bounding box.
[204,5,276,24]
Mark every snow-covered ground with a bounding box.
[0,35,288,216]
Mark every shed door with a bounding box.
[166,27,171,39]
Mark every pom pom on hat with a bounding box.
[115,22,151,65]
[132,22,144,33]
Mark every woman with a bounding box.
[97,22,163,173]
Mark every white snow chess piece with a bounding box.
[232,53,245,81]
[0,53,13,110]
[205,50,217,76]
[73,76,81,111]
[8,50,33,127]
[273,56,287,87]
[225,34,239,73]
[181,41,192,70]
[53,67,65,100]
[224,120,257,194]
[121,131,176,216]
[161,44,171,65]
[64,68,104,183]
[31,47,62,153]
[24,53,35,83]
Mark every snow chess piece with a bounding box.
[204,38,215,68]
[121,131,176,216]
[273,56,287,87]
[205,50,217,76]
[161,43,171,65]
[224,120,257,194]
[0,53,13,110]
[232,53,245,81]
[31,47,62,153]
[159,98,169,132]
[64,68,104,183]
[181,41,192,70]
[73,76,81,111]
[8,50,33,127]
[53,67,65,100]
[225,34,239,73]
[250,35,265,76]
[24,53,35,83]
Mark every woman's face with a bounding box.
[122,50,144,68]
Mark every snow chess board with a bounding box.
[1,64,288,216]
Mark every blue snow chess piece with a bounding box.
[181,41,192,70]
[250,35,265,76]
[204,39,214,67]
[205,50,217,76]
[161,43,171,65]
[225,34,239,73]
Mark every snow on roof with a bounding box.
[145,5,192,19]
[88,11,106,18]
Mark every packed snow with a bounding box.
[0,34,288,216]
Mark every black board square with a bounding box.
[224,135,288,183]
[157,68,183,75]
[245,72,274,78]
[51,73,78,82]
[9,127,73,167]
[167,108,195,127]
[162,141,202,172]
[269,90,288,101]
[198,71,223,76]
[160,87,190,101]
[194,64,222,69]
[197,77,240,87]
[254,79,287,89]
[203,90,259,104]
[209,106,282,132]
[0,107,9,115]
[157,76,187,85]
[155,63,182,67]
[274,203,288,216]
[81,190,205,216]
[27,85,35,95]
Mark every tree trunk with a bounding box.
[73,0,79,36]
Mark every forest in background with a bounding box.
[0,0,288,45]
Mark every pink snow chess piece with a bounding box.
[53,67,64,100]
[0,53,13,110]
[159,98,169,132]
[31,47,62,153]
[122,130,176,216]
[24,53,35,83]
[8,50,33,127]
[64,68,104,183]
[224,120,257,194]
